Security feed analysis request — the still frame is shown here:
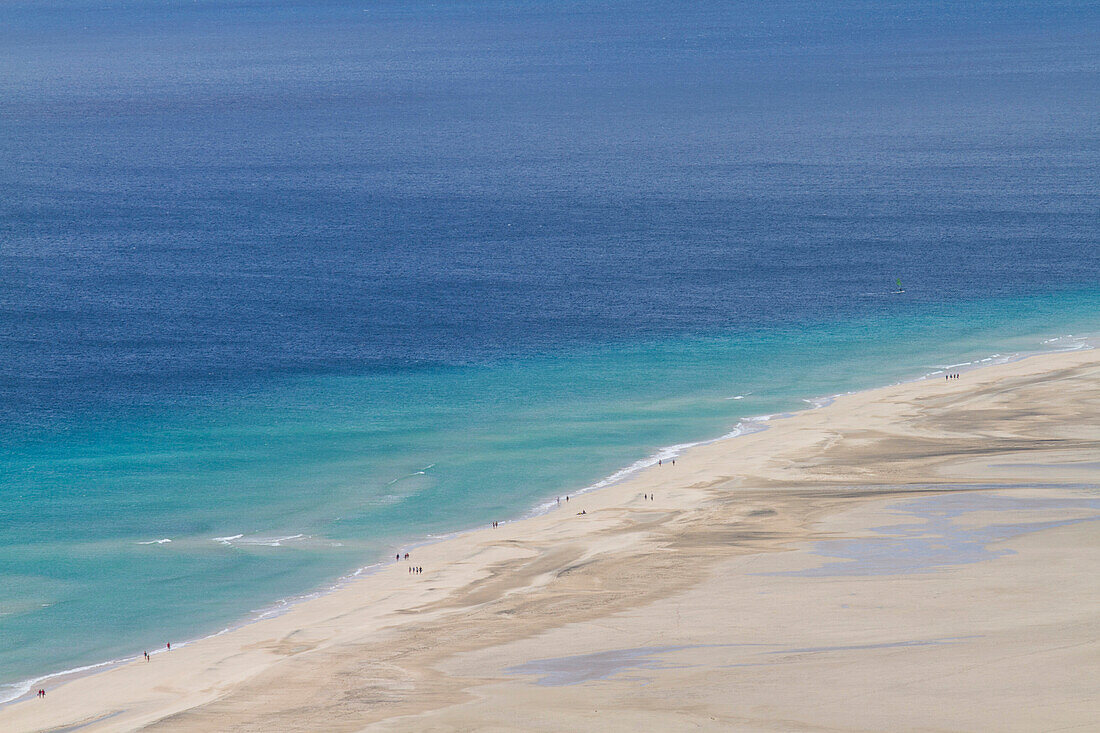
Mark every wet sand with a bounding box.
[4,348,1099,732]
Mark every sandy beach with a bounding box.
[5,348,1099,732]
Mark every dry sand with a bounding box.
[4,348,1099,732]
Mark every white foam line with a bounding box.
[1043,334,1090,344]
[386,467,431,486]
[523,416,779,519]
[1,557,394,704]
[248,560,388,621]
[211,533,310,548]
[136,538,172,545]
[0,657,131,705]
[232,534,306,547]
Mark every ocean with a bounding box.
[1,0,1097,699]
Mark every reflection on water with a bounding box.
[505,646,692,686]
[991,462,1100,471]
[506,638,970,685]
[779,492,1100,577]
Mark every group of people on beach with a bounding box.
[643,493,655,500]
[945,373,961,380]
[396,551,422,574]
[658,459,675,466]
[491,521,500,528]
[35,688,46,698]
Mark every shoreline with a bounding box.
[4,342,1100,731]
[0,340,1092,707]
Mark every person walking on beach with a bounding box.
[144,650,150,661]
[166,642,171,651]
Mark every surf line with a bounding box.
[386,463,436,486]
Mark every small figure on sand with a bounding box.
[144,650,150,661]
[577,510,586,515]
[37,689,45,698]
[166,642,171,651]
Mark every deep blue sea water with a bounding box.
[1,0,1098,698]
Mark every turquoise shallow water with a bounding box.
[2,0,1098,704]
[2,287,1098,698]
